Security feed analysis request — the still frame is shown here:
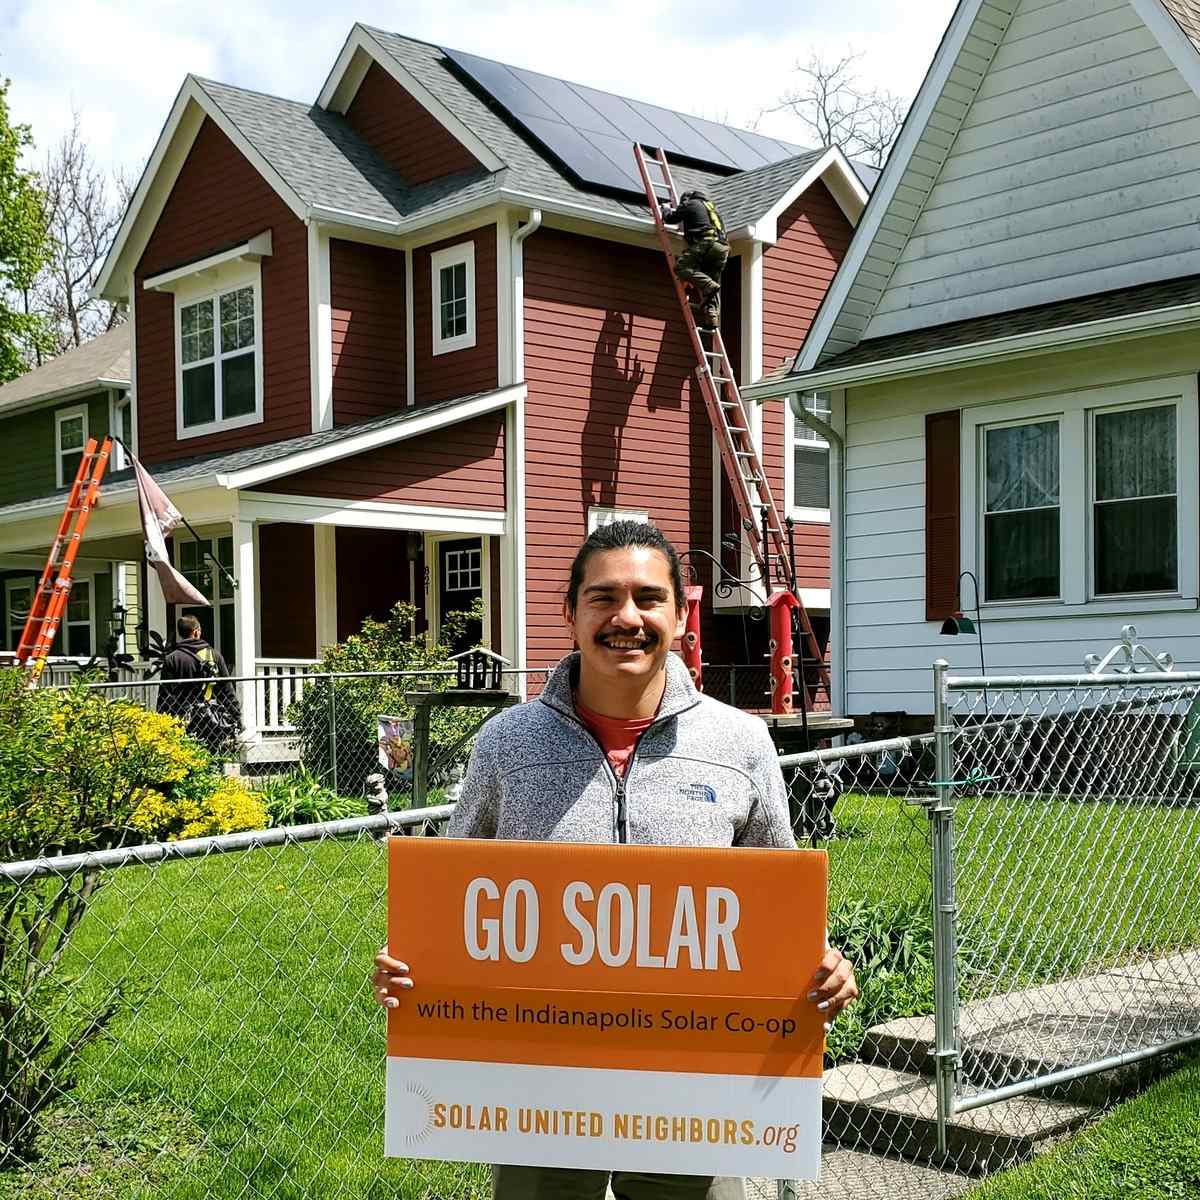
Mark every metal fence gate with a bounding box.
[934,662,1200,1153]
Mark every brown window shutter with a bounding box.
[925,410,961,621]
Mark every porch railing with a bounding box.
[253,658,320,732]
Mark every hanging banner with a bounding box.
[386,839,826,1178]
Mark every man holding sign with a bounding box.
[374,522,857,1198]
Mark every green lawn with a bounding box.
[0,793,1196,1198]
[964,1055,1200,1199]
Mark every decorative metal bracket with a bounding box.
[1084,624,1174,676]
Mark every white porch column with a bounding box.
[313,524,338,654]
[145,559,168,643]
[233,518,258,738]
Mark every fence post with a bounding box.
[328,682,339,796]
[931,658,960,1157]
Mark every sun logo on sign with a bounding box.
[398,1080,437,1146]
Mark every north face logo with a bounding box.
[681,783,717,805]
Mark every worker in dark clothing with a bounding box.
[157,614,240,752]
[659,190,728,331]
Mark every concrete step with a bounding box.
[747,1147,974,1199]
[822,1063,1091,1176]
[860,949,1200,1106]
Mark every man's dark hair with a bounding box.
[566,521,685,612]
[177,614,202,639]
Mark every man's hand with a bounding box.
[807,947,858,1023]
[373,945,413,1010]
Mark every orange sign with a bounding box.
[386,839,827,1177]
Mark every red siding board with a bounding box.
[134,118,311,465]
[336,528,417,643]
[412,225,498,405]
[250,412,505,510]
[523,228,720,668]
[345,62,478,185]
[330,239,406,422]
[258,523,316,658]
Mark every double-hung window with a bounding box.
[1092,405,1177,596]
[56,406,88,487]
[431,242,476,355]
[983,420,1061,602]
[791,392,832,519]
[176,274,262,438]
[969,379,1194,611]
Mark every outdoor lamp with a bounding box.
[939,570,986,677]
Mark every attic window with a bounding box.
[431,242,476,355]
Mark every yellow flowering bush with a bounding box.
[0,669,265,858]
[131,776,267,841]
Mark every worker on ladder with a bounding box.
[658,189,728,331]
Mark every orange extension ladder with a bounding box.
[633,144,830,705]
[15,436,112,682]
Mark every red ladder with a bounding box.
[633,144,830,704]
[16,436,112,682]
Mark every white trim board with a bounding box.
[143,231,272,292]
[747,303,1200,396]
[217,383,524,489]
[748,147,868,245]
[241,493,506,536]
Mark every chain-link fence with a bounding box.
[2,659,1197,1198]
[938,669,1200,1153]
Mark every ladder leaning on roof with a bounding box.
[632,143,831,708]
[15,437,112,684]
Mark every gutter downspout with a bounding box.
[507,211,542,687]
[790,391,846,719]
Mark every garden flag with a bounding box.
[132,455,209,606]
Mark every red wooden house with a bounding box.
[0,25,868,727]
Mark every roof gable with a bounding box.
[0,326,130,416]
[796,0,1200,373]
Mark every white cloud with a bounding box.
[1,0,956,179]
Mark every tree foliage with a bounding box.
[770,51,909,168]
[0,79,52,382]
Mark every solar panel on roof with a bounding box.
[678,114,772,171]
[441,44,808,197]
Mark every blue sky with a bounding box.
[1,0,956,179]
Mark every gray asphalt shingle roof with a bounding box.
[0,389,505,521]
[708,149,826,231]
[189,27,836,236]
[0,326,130,415]
[792,274,1200,378]
[1162,0,1200,49]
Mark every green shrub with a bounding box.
[289,599,488,798]
[0,669,266,1164]
[255,766,366,827]
[825,897,935,1066]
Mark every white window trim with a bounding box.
[785,395,832,525]
[110,389,132,470]
[587,506,649,535]
[56,404,89,488]
[174,263,264,442]
[961,375,1199,620]
[431,242,476,356]
[5,577,34,652]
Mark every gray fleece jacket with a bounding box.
[448,652,794,848]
